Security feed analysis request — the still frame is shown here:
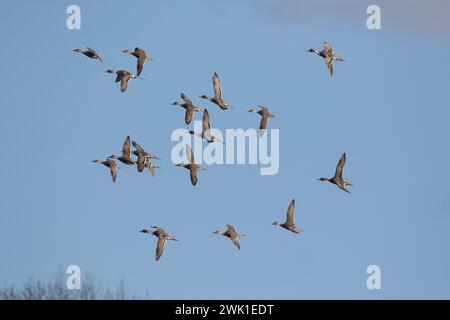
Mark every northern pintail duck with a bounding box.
[272,199,302,234]
[188,109,224,144]
[171,93,202,125]
[213,224,245,250]
[139,226,178,261]
[200,73,233,110]
[175,144,205,186]
[307,41,345,76]
[105,69,136,92]
[109,136,135,165]
[319,153,353,193]
[122,47,152,77]
[248,105,275,137]
[131,140,160,174]
[73,47,103,63]
[91,158,120,182]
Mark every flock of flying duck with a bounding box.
[75,42,351,261]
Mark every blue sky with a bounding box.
[1,0,450,299]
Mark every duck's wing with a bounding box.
[155,236,166,261]
[185,108,194,125]
[212,73,222,100]
[259,113,269,131]
[226,224,237,234]
[258,116,268,137]
[323,42,333,54]
[202,109,211,133]
[181,93,193,105]
[122,136,132,157]
[110,168,117,182]
[285,199,296,225]
[334,153,346,179]
[107,160,117,183]
[132,140,145,153]
[136,155,145,172]
[186,144,195,164]
[136,58,146,77]
[86,47,96,54]
[120,75,130,92]
[325,57,333,76]
[190,167,198,186]
[231,236,240,250]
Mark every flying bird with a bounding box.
[213,224,245,250]
[171,93,202,125]
[122,47,152,77]
[248,105,275,137]
[139,226,178,261]
[188,109,224,144]
[91,158,120,182]
[318,153,353,193]
[109,136,135,165]
[175,144,205,186]
[199,73,233,110]
[132,140,160,174]
[307,41,345,76]
[272,199,302,234]
[73,47,103,63]
[105,69,136,92]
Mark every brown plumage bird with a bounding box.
[188,109,224,144]
[213,224,245,250]
[131,140,160,174]
[73,47,103,63]
[318,153,353,193]
[171,93,202,125]
[175,144,205,186]
[307,41,345,76]
[91,158,120,182]
[248,105,275,137]
[109,136,135,165]
[122,47,152,77]
[105,69,136,92]
[272,199,302,234]
[139,226,178,261]
[199,73,233,110]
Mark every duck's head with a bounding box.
[318,177,328,182]
[138,229,150,234]
[73,48,83,53]
[271,221,280,226]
